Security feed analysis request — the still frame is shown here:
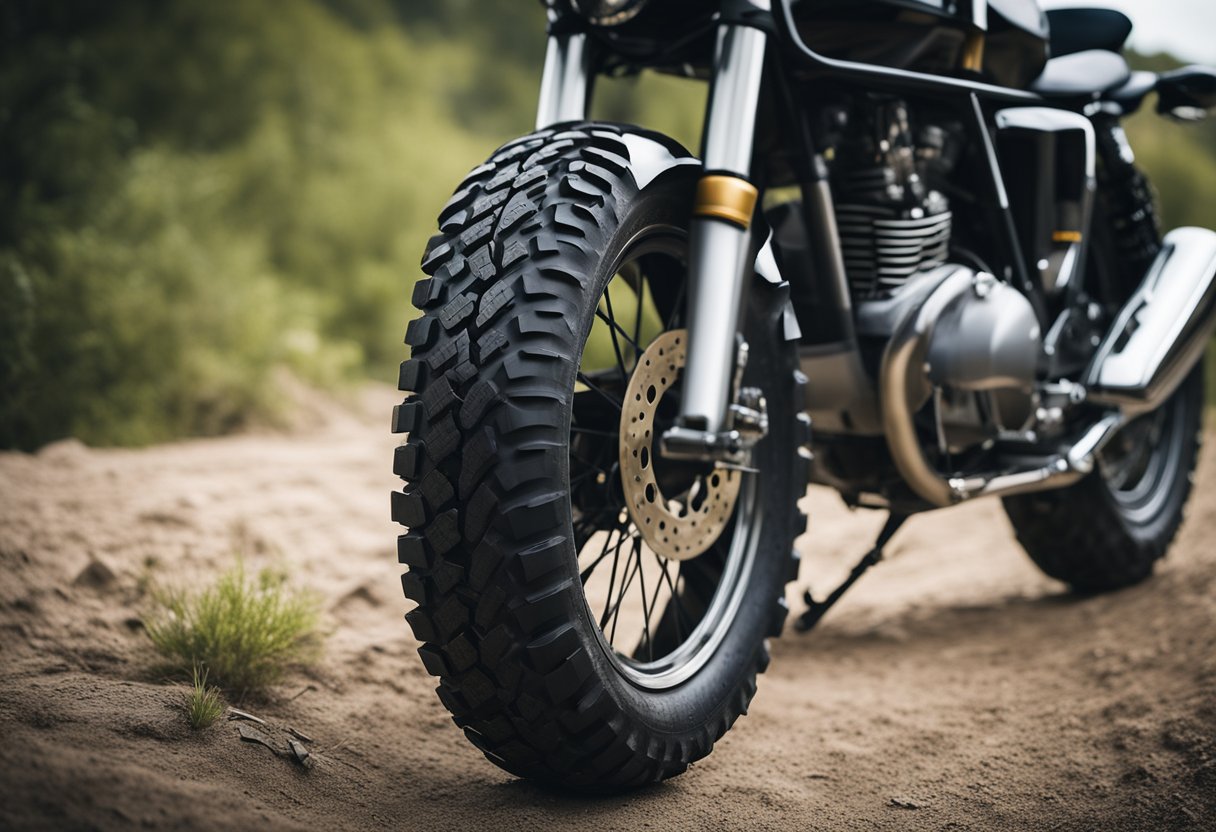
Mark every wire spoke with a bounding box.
[596,530,625,630]
[655,553,683,644]
[579,526,614,583]
[569,425,618,438]
[606,536,643,645]
[595,307,644,357]
[569,244,724,670]
[581,524,633,584]
[635,536,654,662]
[569,449,611,478]
[600,289,635,381]
[600,285,642,350]
[576,372,623,412]
[570,469,601,489]
[664,278,688,332]
[572,515,597,544]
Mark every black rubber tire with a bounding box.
[391,123,807,789]
[1002,365,1205,593]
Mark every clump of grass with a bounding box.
[145,562,323,694]
[186,664,225,730]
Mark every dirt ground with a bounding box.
[1,385,1214,831]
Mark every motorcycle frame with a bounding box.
[534,0,1138,510]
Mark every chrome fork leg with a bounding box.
[674,21,768,435]
[536,31,590,130]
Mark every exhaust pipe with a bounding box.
[945,227,1216,503]
[878,267,1092,507]
[879,228,1216,509]
[1086,227,1216,417]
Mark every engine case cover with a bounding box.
[925,272,1040,394]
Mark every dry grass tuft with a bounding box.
[146,563,322,695]
[186,664,225,729]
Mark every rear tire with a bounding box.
[1003,365,1205,593]
[391,124,806,789]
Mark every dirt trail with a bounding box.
[1,386,1214,831]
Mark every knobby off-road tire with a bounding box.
[1003,365,1205,593]
[391,123,806,789]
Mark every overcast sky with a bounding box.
[1043,0,1216,64]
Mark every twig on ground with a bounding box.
[288,684,318,702]
[237,724,284,756]
[227,708,266,725]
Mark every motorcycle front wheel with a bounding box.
[392,124,807,789]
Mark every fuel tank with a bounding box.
[791,0,1049,88]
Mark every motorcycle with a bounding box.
[391,0,1216,789]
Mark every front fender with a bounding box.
[609,124,801,341]
[549,121,797,340]
[612,126,700,190]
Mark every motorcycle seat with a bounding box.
[1044,7,1133,57]
[1030,49,1131,99]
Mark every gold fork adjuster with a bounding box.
[693,175,759,229]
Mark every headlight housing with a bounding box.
[570,0,651,26]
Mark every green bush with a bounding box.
[0,0,538,449]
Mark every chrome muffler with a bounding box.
[1085,227,1216,417]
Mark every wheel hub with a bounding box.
[618,329,741,561]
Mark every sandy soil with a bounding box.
[1,386,1214,831]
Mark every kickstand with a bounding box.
[795,512,909,633]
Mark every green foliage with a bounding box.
[1,7,1213,448]
[145,563,323,695]
[185,664,226,730]
[0,0,540,449]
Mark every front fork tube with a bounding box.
[536,31,591,130]
[537,17,769,443]
[676,23,768,435]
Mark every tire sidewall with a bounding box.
[1094,363,1205,545]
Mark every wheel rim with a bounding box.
[1097,392,1187,523]
[569,231,761,691]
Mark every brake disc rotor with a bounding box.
[618,329,741,562]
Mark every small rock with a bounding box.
[288,739,313,769]
[333,583,380,611]
[138,510,192,527]
[889,797,927,810]
[73,558,117,590]
[12,596,39,614]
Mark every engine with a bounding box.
[822,98,1042,452]
[826,99,954,299]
